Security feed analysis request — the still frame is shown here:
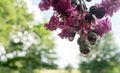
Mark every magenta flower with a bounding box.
[39,0,51,11]
[97,0,120,16]
[65,15,78,27]
[39,0,114,41]
[66,6,79,17]
[51,0,72,15]
[58,26,75,40]
[44,15,60,31]
[94,18,112,37]
[38,0,120,55]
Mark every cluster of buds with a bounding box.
[77,31,97,56]
[39,0,120,55]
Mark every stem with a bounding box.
[78,0,83,12]
[78,0,87,11]
[82,0,88,10]
[77,0,86,36]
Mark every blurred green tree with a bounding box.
[65,64,73,73]
[0,0,33,46]
[79,33,120,73]
[0,0,58,72]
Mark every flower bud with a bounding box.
[68,31,76,41]
[87,32,97,45]
[95,7,106,19]
[79,43,90,55]
[77,36,85,45]
[89,6,97,14]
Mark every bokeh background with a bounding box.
[0,0,120,73]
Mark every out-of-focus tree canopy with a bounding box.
[79,33,120,73]
[0,0,58,72]
[0,0,33,46]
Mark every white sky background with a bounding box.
[25,0,120,68]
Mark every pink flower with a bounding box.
[44,15,60,31]
[66,17,76,27]
[97,0,120,16]
[51,0,72,15]
[94,18,112,37]
[39,0,51,11]
[39,0,114,41]
[58,26,75,39]
[66,7,79,17]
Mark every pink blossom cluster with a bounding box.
[39,0,115,39]
[98,0,120,17]
[39,0,120,55]
[94,18,111,37]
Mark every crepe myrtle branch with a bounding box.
[38,0,119,55]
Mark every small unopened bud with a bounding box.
[89,6,97,14]
[68,31,76,41]
[87,32,97,45]
[68,37,74,41]
[95,7,106,19]
[77,36,85,45]
[79,43,90,55]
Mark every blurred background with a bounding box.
[0,0,120,73]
